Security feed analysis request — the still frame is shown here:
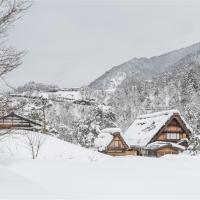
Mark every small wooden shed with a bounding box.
[95,128,138,156]
[0,112,41,131]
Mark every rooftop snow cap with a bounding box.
[124,110,192,147]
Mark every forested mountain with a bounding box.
[88,42,200,133]
[89,42,200,91]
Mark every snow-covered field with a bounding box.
[0,132,200,199]
[0,165,51,198]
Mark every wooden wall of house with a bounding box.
[107,136,126,150]
[106,135,137,156]
[0,123,32,129]
[157,132,187,140]
[106,149,137,156]
[0,116,34,130]
[156,146,180,157]
[0,123,31,128]
[156,118,188,141]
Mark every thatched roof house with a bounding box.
[124,110,192,157]
[95,128,137,156]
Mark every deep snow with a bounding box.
[0,132,200,199]
[0,165,51,198]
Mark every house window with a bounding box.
[166,133,180,140]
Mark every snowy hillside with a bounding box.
[0,131,108,198]
[0,131,107,161]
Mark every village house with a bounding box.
[0,112,41,131]
[96,110,192,157]
[94,128,138,156]
[124,110,192,157]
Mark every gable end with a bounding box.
[107,133,129,150]
[148,114,191,145]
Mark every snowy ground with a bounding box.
[0,132,200,199]
[0,164,51,198]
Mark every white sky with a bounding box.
[4,0,200,89]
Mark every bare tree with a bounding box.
[0,0,30,81]
[0,0,31,142]
[22,131,45,159]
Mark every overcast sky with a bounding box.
[4,0,200,89]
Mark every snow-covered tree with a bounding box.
[29,97,52,133]
[0,96,11,116]
[188,133,200,155]
[16,81,59,93]
[70,105,117,148]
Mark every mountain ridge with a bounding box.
[89,41,200,91]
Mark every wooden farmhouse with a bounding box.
[0,112,41,131]
[124,110,192,157]
[95,128,138,156]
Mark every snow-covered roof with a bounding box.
[146,141,186,151]
[94,128,122,151]
[124,110,192,147]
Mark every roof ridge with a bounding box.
[137,109,180,120]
